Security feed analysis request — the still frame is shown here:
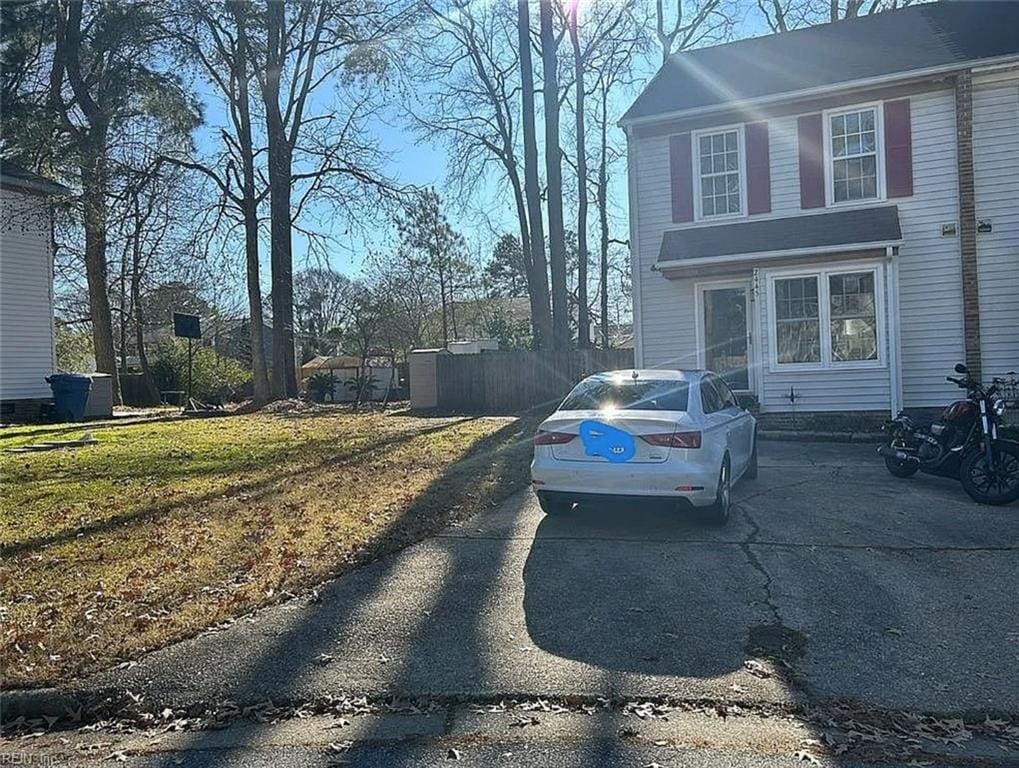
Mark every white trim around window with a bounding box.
[822,102,886,208]
[765,262,887,373]
[692,123,747,222]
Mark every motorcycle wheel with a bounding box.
[960,441,1019,505]
[883,444,919,478]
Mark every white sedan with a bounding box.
[530,369,757,525]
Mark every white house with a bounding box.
[0,160,69,421]
[622,2,1019,429]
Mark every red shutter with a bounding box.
[884,99,913,198]
[670,133,694,223]
[745,122,771,215]
[797,114,825,209]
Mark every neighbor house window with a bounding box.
[770,268,883,369]
[829,108,879,203]
[697,129,742,217]
[829,272,877,361]
[774,276,821,364]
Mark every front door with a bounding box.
[700,283,752,393]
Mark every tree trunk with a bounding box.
[539,0,569,350]
[598,87,610,348]
[229,0,271,405]
[130,232,160,405]
[80,136,122,404]
[568,16,589,348]
[517,0,552,350]
[262,2,298,399]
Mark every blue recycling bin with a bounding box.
[46,373,93,422]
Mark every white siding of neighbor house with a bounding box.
[0,188,56,401]
[631,86,966,412]
[972,78,1019,380]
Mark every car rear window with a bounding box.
[560,378,690,412]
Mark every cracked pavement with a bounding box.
[5,440,1019,766]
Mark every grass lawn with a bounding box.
[0,407,539,689]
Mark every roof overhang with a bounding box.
[654,206,902,275]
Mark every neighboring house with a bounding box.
[622,2,1019,428]
[0,160,70,421]
[300,354,396,402]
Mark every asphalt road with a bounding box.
[8,439,1019,766]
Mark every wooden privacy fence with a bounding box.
[435,348,634,414]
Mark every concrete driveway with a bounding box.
[14,439,1019,766]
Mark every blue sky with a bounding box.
[190,5,770,282]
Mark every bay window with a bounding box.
[770,267,882,369]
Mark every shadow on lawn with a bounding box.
[1,418,474,557]
[134,430,1003,768]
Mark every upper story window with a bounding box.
[696,128,743,218]
[829,107,879,203]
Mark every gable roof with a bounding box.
[0,159,71,196]
[623,1,1019,123]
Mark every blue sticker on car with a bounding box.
[579,420,636,463]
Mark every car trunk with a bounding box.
[543,410,688,464]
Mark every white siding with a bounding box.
[972,78,1019,380]
[893,89,966,407]
[0,189,55,400]
[631,87,966,412]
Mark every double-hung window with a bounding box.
[770,268,882,369]
[829,107,880,203]
[696,128,742,218]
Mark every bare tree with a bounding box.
[517,0,553,349]
[538,0,570,349]
[654,0,731,64]
[168,0,272,403]
[247,0,408,399]
[756,0,920,32]
[410,0,552,348]
[46,0,198,404]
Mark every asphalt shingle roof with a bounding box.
[624,2,1019,122]
[658,206,903,262]
[0,159,71,196]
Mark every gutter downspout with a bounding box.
[886,245,903,417]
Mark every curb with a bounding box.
[2,687,84,721]
[758,430,884,444]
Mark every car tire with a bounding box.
[745,437,759,480]
[704,457,731,526]
[536,492,573,516]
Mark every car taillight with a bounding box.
[534,430,576,445]
[641,431,701,449]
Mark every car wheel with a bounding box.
[704,458,731,526]
[536,492,573,516]
[745,437,759,480]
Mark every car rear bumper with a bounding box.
[530,455,719,506]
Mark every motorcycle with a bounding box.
[878,364,1019,505]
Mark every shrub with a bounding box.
[151,338,251,403]
[307,372,337,403]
